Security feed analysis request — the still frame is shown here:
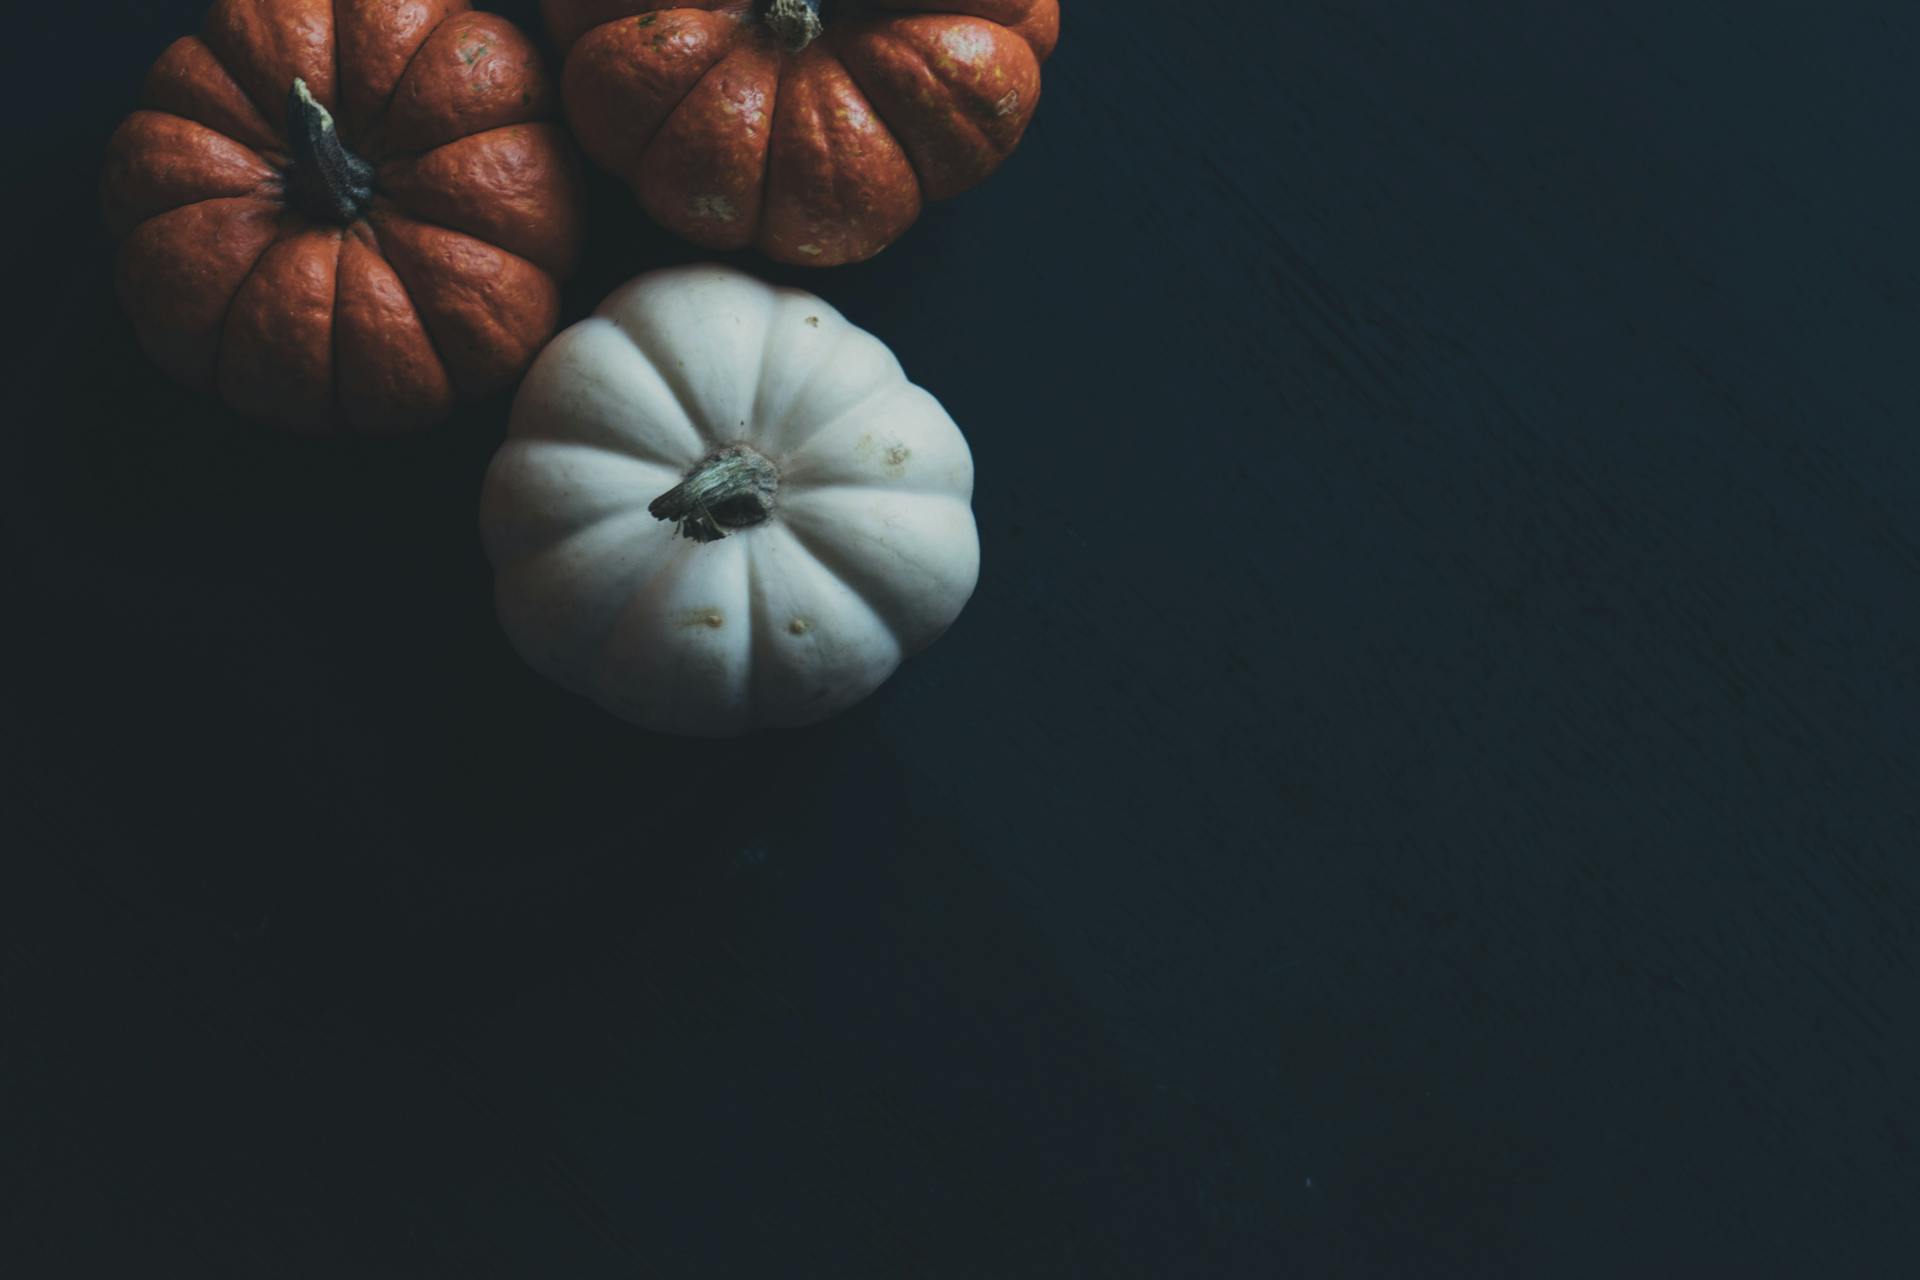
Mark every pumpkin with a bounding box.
[103,0,585,433]
[540,0,1060,266]
[480,263,980,735]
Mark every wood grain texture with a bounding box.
[3,0,1918,1274]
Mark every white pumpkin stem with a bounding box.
[649,446,781,544]
[761,0,825,52]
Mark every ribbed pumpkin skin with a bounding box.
[103,0,585,433]
[543,0,1059,266]
[481,263,982,736]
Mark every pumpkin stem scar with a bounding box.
[284,79,376,225]
[649,445,781,544]
[759,0,825,53]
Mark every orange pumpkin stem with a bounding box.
[284,79,375,225]
[761,0,825,52]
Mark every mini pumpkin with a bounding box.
[104,0,585,433]
[541,0,1060,266]
[481,263,980,735]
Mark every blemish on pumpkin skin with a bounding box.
[856,434,911,476]
[788,618,811,636]
[805,315,821,327]
[680,609,726,630]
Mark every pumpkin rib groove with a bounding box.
[742,291,811,439]
[821,38,907,175]
[364,206,557,403]
[322,227,347,430]
[768,367,902,457]
[779,522,908,663]
[634,40,779,251]
[114,196,286,389]
[825,40,926,197]
[832,24,1002,200]
[537,312,708,463]
[103,110,285,238]
[142,36,289,160]
[598,314,713,449]
[120,188,277,246]
[495,508,666,692]
[742,303,906,449]
[208,216,302,392]
[680,536,756,733]
[351,211,459,398]
[499,506,664,675]
[515,504,663,585]
[162,102,284,179]
[741,521,906,721]
[502,430,687,477]
[357,6,475,162]
[778,517,908,643]
[377,12,558,158]
[572,12,739,174]
[191,27,277,146]
[205,0,341,144]
[742,532,769,723]
[754,43,924,264]
[745,35,784,249]
[581,542,698,703]
[376,124,583,275]
[216,228,346,431]
[746,292,789,434]
[649,49,735,169]
[327,226,349,427]
[493,448,678,563]
[351,1,462,157]
[781,476,972,505]
[367,190,540,279]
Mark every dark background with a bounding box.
[4,1,1918,1274]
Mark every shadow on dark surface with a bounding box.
[4,232,1243,1278]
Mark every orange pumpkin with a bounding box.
[542,0,1060,266]
[103,0,585,433]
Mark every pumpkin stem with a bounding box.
[760,0,825,52]
[285,78,376,225]
[649,446,782,544]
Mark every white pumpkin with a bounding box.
[480,263,981,736]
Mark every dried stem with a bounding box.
[649,446,781,544]
[761,0,826,52]
[285,79,375,225]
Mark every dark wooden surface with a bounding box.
[4,1,1918,1274]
